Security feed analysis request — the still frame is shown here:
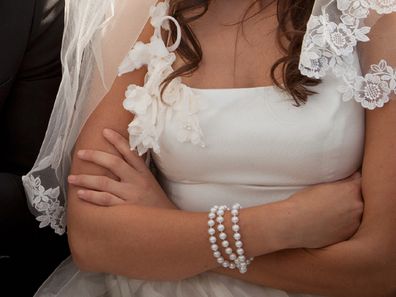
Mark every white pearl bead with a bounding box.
[229,263,236,269]
[219,232,227,240]
[217,209,225,216]
[208,220,215,227]
[237,248,244,255]
[231,209,239,216]
[232,225,240,232]
[238,255,246,262]
[233,233,241,240]
[235,241,243,248]
[239,267,247,274]
[222,261,230,268]
[216,216,224,224]
[221,240,230,248]
[209,236,216,244]
[208,228,215,235]
[213,251,221,258]
[211,244,219,251]
[231,216,239,224]
[217,224,225,232]
[208,212,216,219]
[246,260,251,265]
[230,253,237,261]
[210,207,217,213]
[225,247,233,255]
[217,257,225,264]
[232,203,241,209]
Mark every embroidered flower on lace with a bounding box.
[22,137,66,234]
[120,0,205,155]
[337,0,370,18]
[300,0,395,109]
[23,175,65,235]
[354,74,390,109]
[370,0,396,14]
[326,22,356,56]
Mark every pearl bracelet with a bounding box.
[230,203,254,273]
[207,203,254,274]
[208,205,234,269]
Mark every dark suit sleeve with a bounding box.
[0,172,70,295]
[0,0,65,175]
[0,1,69,295]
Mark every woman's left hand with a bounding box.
[68,129,175,209]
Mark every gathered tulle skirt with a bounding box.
[35,257,319,297]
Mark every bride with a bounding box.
[23,0,396,296]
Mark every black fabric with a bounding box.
[0,0,70,295]
[0,0,65,175]
[0,173,70,296]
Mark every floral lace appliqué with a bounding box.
[299,0,396,109]
[23,175,65,235]
[22,137,66,235]
[119,0,205,156]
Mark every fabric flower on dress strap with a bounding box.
[119,0,205,156]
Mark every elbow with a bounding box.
[67,213,105,273]
[67,227,97,272]
[357,247,396,297]
[66,193,107,273]
[375,246,396,297]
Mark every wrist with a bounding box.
[240,200,298,257]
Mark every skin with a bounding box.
[66,1,396,296]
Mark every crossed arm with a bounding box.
[67,25,396,297]
[67,66,396,297]
[217,102,396,297]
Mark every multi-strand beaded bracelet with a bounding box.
[208,203,254,274]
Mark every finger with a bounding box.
[103,129,148,173]
[76,150,138,180]
[68,175,126,199]
[77,189,125,206]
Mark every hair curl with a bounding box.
[163,0,320,105]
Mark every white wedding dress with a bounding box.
[34,2,365,297]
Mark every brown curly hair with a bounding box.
[163,0,320,105]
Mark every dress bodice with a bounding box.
[153,78,364,211]
[118,1,365,211]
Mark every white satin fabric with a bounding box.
[155,79,364,212]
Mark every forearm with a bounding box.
[67,195,293,281]
[214,232,396,297]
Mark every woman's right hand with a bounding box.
[284,172,363,249]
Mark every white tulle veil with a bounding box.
[22,0,396,235]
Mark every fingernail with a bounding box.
[77,150,85,158]
[68,175,76,183]
[103,128,111,137]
